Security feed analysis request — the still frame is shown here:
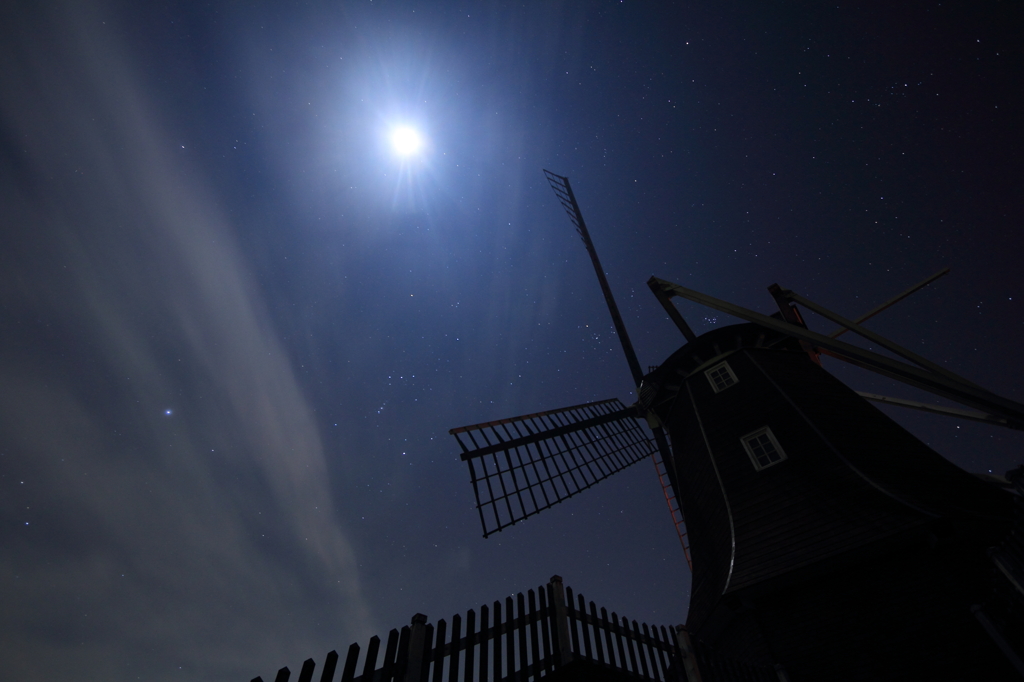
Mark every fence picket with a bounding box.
[588,602,605,665]
[395,626,412,682]
[516,593,528,681]
[431,620,447,682]
[275,667,291,682]
[420,624,435,682]
[612,612,629,674]
[538,586,553,675]
[658,626,677,681]
[362,636,381,682]
[504,597,515,680]
[577,593,593,661]
[641,623,660,681]
[478,605,489,682]
[650,626,667,681]
[319,650,339,682]
[448,614,462,682]
[565,587,581,658]
[600,607,617,668]
[631,620,650,680]
[340,643,360,682]
[491,601,502,682]
[297,658,316,682]
[380,629,400,682]
[527,589,540,680]
[463,610,476,682]
[624,617,640,677]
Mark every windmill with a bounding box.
[449,170,690,566]
[448,171,1024,679]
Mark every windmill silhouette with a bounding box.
[448,171,1024,679]
[449,170,689,565]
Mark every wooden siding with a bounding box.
[652,323,1013,607]
[750,532,1019,679]
[665,393,733,635]
[752,349,1014,526]
[647,322,1019,679]
[664,343,930,630]
[643,321,1019,675]
[700,347,930,593]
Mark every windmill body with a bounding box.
[643,321,1016,678]
[448,172,1024,680]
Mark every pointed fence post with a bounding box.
[380,629,401,682]
[297,658,316,682]
[319,651,339,682]
[673,626,703,682]
[340,642,361,682]
[404,614,428,682]
[548,575,573,667]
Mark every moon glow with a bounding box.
[390,126,423,156]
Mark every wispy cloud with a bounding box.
[0,5,369,680]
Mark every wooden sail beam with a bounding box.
[647,276,1024,430]
[830,267,950,339]
[777,287,985,391]
[544,170,645,388]
[856,392,1007,426]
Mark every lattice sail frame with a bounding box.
[450,398,656,538]
[543,170,586,239]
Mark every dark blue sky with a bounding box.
[2,2,1022,680]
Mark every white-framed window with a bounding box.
[705,360,739,393]
[741,426,787,471]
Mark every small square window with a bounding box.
[741,427,787,471]
[705,360,738,393]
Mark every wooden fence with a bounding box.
[251,576,779,682]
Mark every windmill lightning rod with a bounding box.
[544,170,645,388]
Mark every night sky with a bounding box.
[2,2,1023,680]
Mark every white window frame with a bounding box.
[705,360,739,393]
[741,426,787,471]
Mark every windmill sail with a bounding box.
[450,399,656,537]
[543,171,690,557]
[447,172,691,551]
[543,170,645,386]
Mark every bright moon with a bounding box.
[390,126,422,156]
